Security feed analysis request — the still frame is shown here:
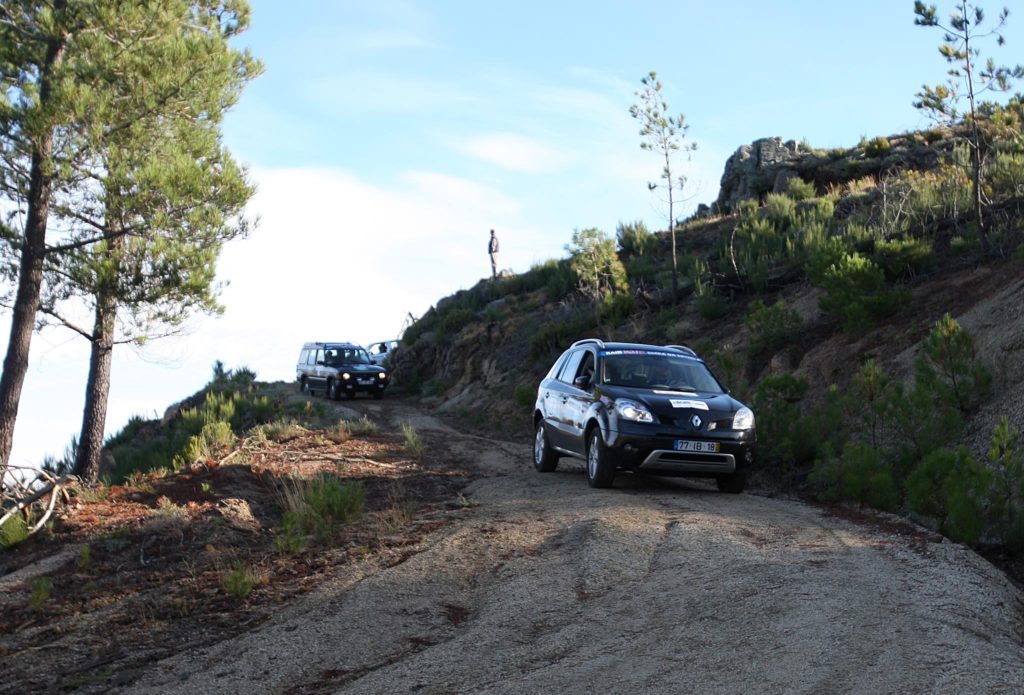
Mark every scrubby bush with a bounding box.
[784,176,816,201]
[815,252,908,331]
[906,447,988,543]
[863,136,891,158]
[277,475,366,547]
[985,417,1024,551]
[872,238,937,280]
[616,220,655,257]
[745,299,803,357]
[810,441,898,511]
[915,313,991,414]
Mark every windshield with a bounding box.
[325,348,371,366]
[600,350,724,394]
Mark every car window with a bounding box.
[299,349,308,365]
[601,350,724,393]
[556,350,584,384]
[575,351,595,386]
[314,349,324,365]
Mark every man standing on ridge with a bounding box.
[488,229,499,279]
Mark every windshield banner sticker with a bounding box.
[669,399,709,410]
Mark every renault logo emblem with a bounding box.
[690,414,702,429]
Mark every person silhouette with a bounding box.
[488,229,499,279]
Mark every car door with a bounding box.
[563,349,598,455]
[544,349,584,450]
[312,348,326,391]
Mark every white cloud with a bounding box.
[449,133,573,174]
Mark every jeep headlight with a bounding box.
[378,372,386,380]
[615,399,653,423]
[733,407,754,430]
[342,372,351,380]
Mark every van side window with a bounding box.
[299,349,309,364]
[313,349,324,365]
[576,351,595,385]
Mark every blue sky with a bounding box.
[6,1,1024,467]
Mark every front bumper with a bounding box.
[342,376,388,394]
[606,423,755,478]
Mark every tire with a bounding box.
[300,378,310,395]
[585,428,615,488]
[716,470,747,494]
[533,421,558,472]
[327,380,340,400]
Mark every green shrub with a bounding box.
[513,382,536,410]
[277,475,366,546]
[816,252,908,331]
[915,314,991,414]
[345,415,378,436]
[752,374,816,469]
[863,136,891,158]
[906,447,988,543]
[599,292,635,326]
[402,423,424,457]
[745,299,802,357]
[616,220,655,257]
[223,562,256,599]
[985,417,1024,551]
[29,577,53,612]
[872,238,936,280]
[695,292,729,320]
[0,514,30,548]
[810,441,898,511]
[438,307,474,337]
[258,417,303,442]
[784,176,816,201]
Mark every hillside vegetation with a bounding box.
[390,112,1024,569]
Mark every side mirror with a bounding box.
[574,374,591,390]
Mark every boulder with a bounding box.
[716,137,803,213]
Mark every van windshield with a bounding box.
[326,348,371,366]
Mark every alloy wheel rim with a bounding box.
[588,436,598,477]
[534,427,544,463]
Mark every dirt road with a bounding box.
[124,402,1024,694]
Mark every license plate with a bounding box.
[357,378,374,385]
[673,440,719,453]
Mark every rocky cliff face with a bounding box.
[716,137,806,213]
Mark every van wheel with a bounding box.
[300,378,310,395]
[533,421,558,472]
[328,380,340,400]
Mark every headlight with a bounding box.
[342,372,351,380]
[615,399,653,423]
[733,407,754,430]
[378,372,386,380]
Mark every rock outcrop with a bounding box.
[716,137,805,213]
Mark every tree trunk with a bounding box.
[0,26,67,468]
[74,286,117,482]
[961,9,989,252]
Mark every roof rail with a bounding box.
[666,344,698,357]
[571,338,606,349]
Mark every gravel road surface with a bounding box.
[124,404,1024,694]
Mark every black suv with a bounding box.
[296,342,389,400]
[533,339,755,491]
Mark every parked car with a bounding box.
[532,339,755,491]
[366,339,399,366]
[296,342,389,400]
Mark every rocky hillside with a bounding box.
[390,119,1024,564]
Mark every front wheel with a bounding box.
[533,421,558,472]
[716,470,747,494]
[585,429,615,488]
[328,380,340,400]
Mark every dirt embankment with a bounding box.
[114,402,1024,694]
